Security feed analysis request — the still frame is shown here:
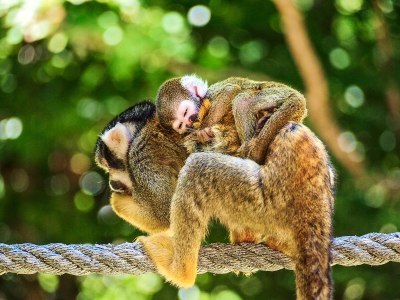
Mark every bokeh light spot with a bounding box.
[80,171,105,196]
[77,98,105,120]
[10,168,29,193]
[105,96,129,116]
[343,278,365,300]
[344,85,364,108]
[239,41,265,65]
[1,74,17,93]
[377,0,393,13]
[239,276,263,296]
[103,26,123,46]
[97,11,119,29]
[213,290,242,300]
[179,286,200,300]
[365,184,386,208]
[335,0,364,14]
[0,117,23,140]
[338,131,357,153]
[0,174,5,199]
[70,153,90,175]
[334,17,356,46]
[6,117,22,139]
[162,12,185,34]
[329,48,350,69]
[48,32,68,53]
[380,223,397,233]
[18,45,35,65]
[207,36,229,58]
[294,0,314,11]
[6,27,23,45]
[379,130,396,152]
[187,5,211,27]
[38,274,59,293]
[74,191,94,212]
[50,174,70,196]
[135,273,163,295]
[51,51,73,69]
[98,205,119,225]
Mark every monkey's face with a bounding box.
[171,75,209,134]
[157,75,208,134]
[95,122,133,195]
[172,100,198,134]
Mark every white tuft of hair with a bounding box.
[180,74,208,99]
[101,122,132,158]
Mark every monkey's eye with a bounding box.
[110,180,128,194]
[183,108,188,117]
[178,122,183,129]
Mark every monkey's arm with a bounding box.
[234,86,307,164]
[201,83,241,128]
[185,84,241,150]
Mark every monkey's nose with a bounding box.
[189,114,198,122]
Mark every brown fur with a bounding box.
[183,77,307,165]
[96,86,333,299]
[139,122,335,299]
[140,78,333,299]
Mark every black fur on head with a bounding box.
[94,100,156,169]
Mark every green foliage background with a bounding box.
[0,0,399,299]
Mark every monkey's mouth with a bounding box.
[188,113,198,123]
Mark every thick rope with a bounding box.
[0,232,399,276]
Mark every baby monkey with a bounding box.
[156,75,307,163]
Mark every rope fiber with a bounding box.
[0,232,399,276]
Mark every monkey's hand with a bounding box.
[138,233,197,288]
[196,127,214,144]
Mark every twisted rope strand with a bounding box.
[0,232,399,276]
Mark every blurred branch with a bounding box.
[372,0,400,138]
[273,0,366,178]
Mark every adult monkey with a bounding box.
[95,101,334,300]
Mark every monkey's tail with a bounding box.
[293,215,333,300]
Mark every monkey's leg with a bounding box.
[245,92,307,164]
[232,88,306,162]
[142,152,264,287]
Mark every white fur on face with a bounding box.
[180,74,208,99]
[101,122,132,160]
[172,100,198,134]
[109,169,133,194]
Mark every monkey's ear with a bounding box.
[100,123,132,159]
[181,74,208,99]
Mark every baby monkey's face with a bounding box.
[170,74,208,134]
[172,99,199,134]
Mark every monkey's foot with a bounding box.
[255,114,272,135]
[138,233,197,288]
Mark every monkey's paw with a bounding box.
[196,127,214,144]
[138,234,197,288]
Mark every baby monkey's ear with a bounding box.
[101,123,132,159]
[180,74,208,99]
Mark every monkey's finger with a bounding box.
[204,127,214,138]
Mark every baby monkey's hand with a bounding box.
[196,127,214,144]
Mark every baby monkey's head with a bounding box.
[156,74,208,134]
